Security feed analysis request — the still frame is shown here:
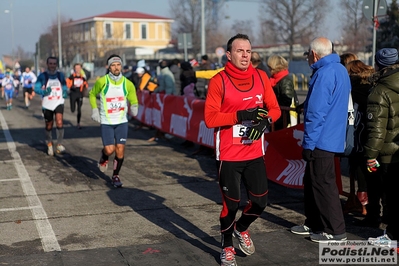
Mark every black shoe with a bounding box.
[310,232,347,243]
[353,217,381,228]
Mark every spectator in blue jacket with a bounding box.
[290,37,351,242]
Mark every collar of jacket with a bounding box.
[369,64,399,85]
[310,53,340,71]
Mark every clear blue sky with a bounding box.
[0,0,342,57]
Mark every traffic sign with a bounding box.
[215,47,225,58]
[363,0,387,20]
[178,33,192,49]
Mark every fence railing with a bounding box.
[272,106,302,132]
[289,73,310,91]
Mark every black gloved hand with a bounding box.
[247,117,272,141]
[302,149,314,162]
[237,107,268,122]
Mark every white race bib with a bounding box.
[106,96,125,114]
[42,77,64,111]
[232,122,253,145]
[73,79,83,87]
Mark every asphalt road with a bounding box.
[0,93,387,266]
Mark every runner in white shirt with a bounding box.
[21,67,37,109]
[34,56,68,156]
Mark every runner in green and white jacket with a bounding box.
[89,54,138,187]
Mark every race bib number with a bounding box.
[74,79,83,87]
[106,96,125,114]
[5,84,12,89]
[48,86,62,100]
[232,123,253,145]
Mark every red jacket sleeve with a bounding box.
[204,74,239,128]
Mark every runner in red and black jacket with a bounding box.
[66,63,88,129]
[204,33,280,266]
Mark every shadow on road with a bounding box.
[106,186,220,264]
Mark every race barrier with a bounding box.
[133,90,342,191]
[135,91,214,148]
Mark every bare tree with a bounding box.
[259,18,278,46]
[205,27,231,52]
[340,0,372,54]
[42,16,76,66]
[61,22,82,66]
[12,45,33,61]
[168,0,225,56]
[38,33,54,66]
[230,20,255,43]
[259,0,330,60]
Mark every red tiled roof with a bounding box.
[77,11,171,22]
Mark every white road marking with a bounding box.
[0,206,41,212]
[0,159,19,163]
[0,110,61,252]
[0,178,20,182]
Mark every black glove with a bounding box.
[302,149,314,162]
[247,117,272,141]
[237,107,268,122]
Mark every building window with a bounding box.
[124,23,132,40]
[73,31,79,41]
[84,23,90,41]
[140,23,148,40]
[91,24,96,40]
[156,23,164,39]
[104,22,112,39]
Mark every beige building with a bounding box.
[63,11,174,64]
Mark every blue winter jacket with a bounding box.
[34,71,68,96]
[302,53,351,153]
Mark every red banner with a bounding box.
[264,124,306,189]
[132,91,342,190]
[134,91,214,148]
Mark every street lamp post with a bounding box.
[58,0,63,69]
[4,0,14,64]
[201,0,205,56]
